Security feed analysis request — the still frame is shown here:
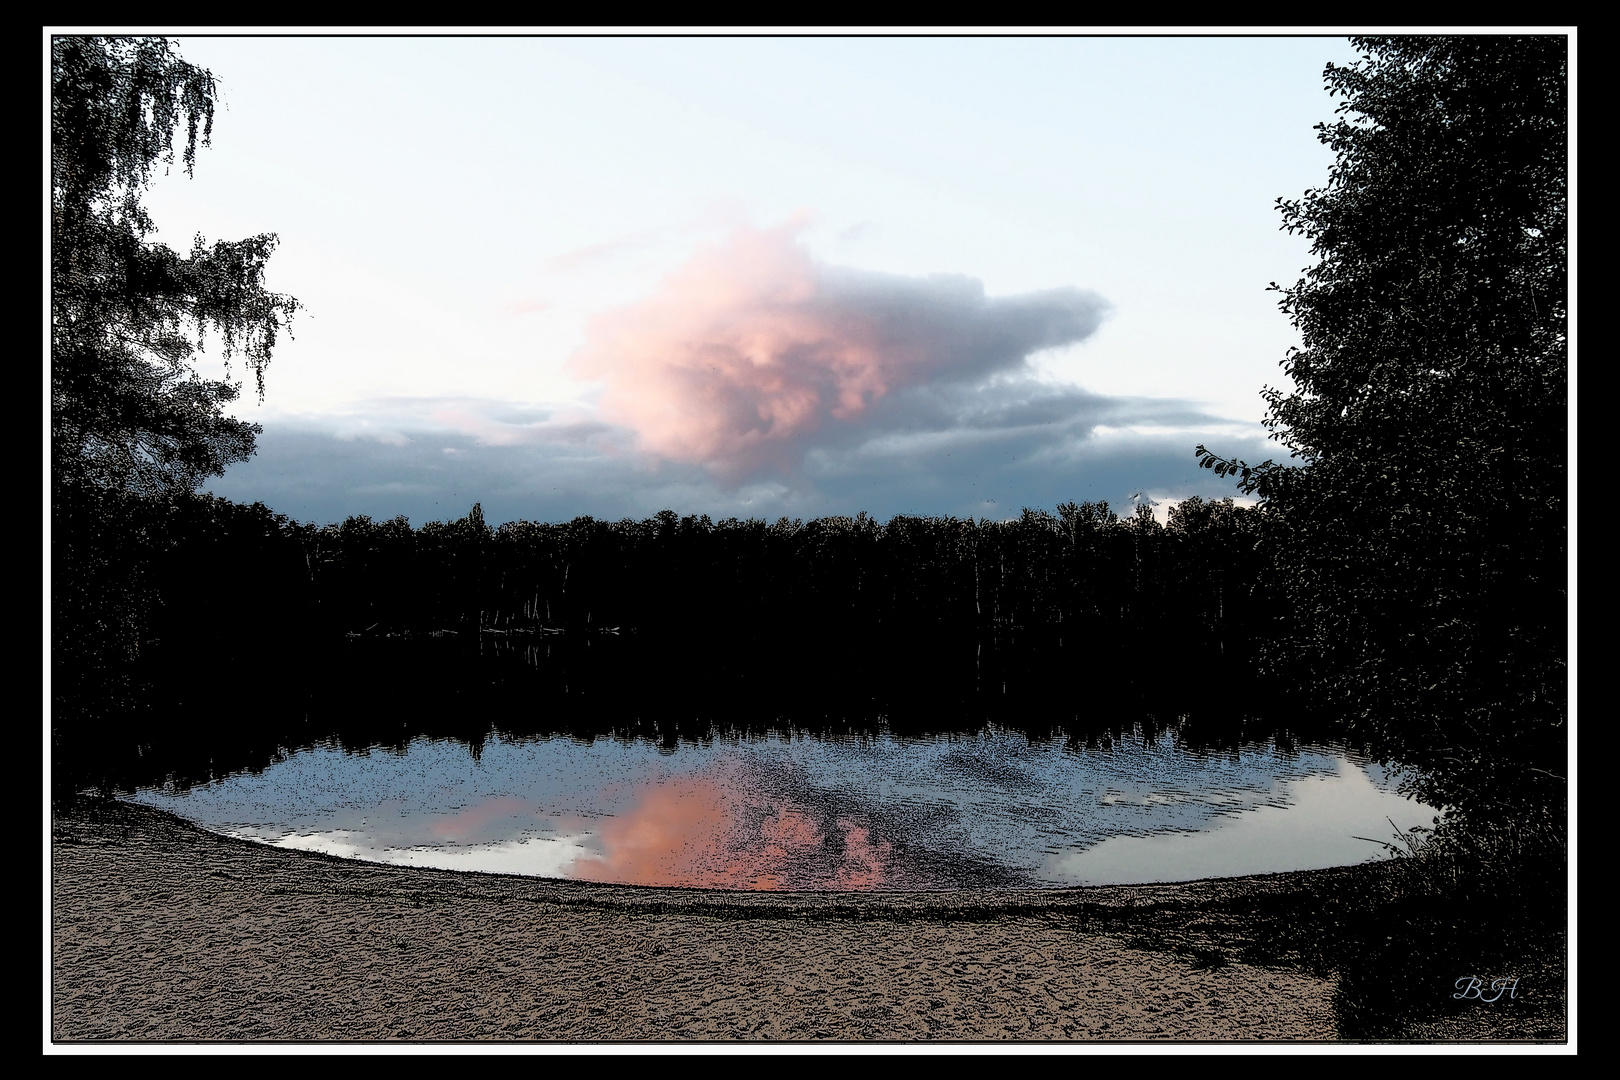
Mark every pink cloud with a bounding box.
[568,218,1107,480]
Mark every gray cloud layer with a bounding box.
[205,386,1272,527]
[205,227,1271,526]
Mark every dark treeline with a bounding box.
[55,490,1311,795]
[294,497,1263,667]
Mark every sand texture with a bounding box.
[51,798,1540,1044]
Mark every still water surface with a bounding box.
[128,726,1436,890]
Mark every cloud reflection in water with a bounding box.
[571,774,900,891]
[136,728,1436,891]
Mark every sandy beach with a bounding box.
[48,798,1558,1044]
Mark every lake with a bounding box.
[123,724,1436,890]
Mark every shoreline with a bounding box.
[49,798,1562,1043]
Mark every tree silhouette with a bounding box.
[52,37,301,741]
[1196,36,1567,827]
[52,35,300,498]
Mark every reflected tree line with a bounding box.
[57,492,1309,794]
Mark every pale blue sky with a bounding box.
[125,32,1369,526]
